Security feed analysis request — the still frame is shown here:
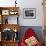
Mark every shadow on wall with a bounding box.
[18,26,44,44]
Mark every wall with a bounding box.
[17,0,44,26]
[0,0,15,7]
[0,0,44,26]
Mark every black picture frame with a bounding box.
[23,8,36,19]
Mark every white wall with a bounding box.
[0,0,44,26]
[0,0,15,7]
[17,0,44,26]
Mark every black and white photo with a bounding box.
[23,8,36,19]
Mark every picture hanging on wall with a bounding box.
[23,8,36,19]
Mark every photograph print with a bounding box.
[23,8,36,19]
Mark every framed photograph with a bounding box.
[23,8,36,19]
[9,10,18,15]
[2,10,9,15]
[8,16,18,24]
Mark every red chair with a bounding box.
[21,28,41,46]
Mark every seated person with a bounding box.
[21,28,41,46]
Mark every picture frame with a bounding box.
[9,10,18,15]
[2,10,9,15]
[23,8,36,19]
[8,16,18,24]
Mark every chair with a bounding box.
[21,28,41,46]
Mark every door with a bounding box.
[43,0,46,46]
